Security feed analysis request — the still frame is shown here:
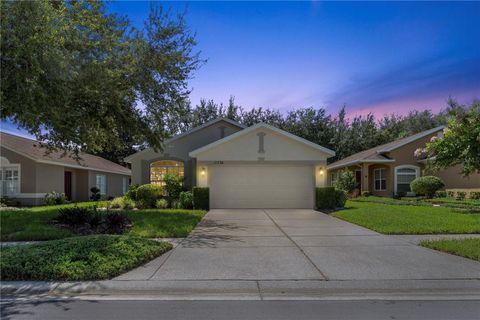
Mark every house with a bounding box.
[327,126,480,197]
[0,132,131,205]
[125,118,335,209]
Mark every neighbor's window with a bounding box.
[0,167,20,196]
[330,172,337,187]
[150,160,184,186]
[96,174,107,195]
[396,167,418,193]
[374,168,386,191]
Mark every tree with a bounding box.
[1,1,202,158]
[423,101,480,176]
[334,170,358,194]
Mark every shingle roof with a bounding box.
[0,132,131,175]
[327,126,445,170]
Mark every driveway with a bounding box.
[117,209,480,281]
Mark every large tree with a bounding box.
[424,100,480,176]
[1,0,202,162]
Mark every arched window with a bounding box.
[395,165,419,194]
[150,160,184,186]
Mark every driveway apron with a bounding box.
[117,209,480,281]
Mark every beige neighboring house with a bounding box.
[126,118,335,209]
[0,132,131,205]
[327,126,480,197]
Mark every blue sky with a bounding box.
[2,1,479,136]
[108,1,479,117]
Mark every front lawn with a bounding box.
[0,205,206,241]
[353,196,480,209]
[420,238,480,261]
[334,201,480,234]
[0,235,172,281]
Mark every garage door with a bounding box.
[209,165,314,209]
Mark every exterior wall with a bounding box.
[434,165,480,189]
[195,128,332,162]
[88,170,129,199]
[35,163,64,194]
[129,120,243,189]
[1,146,37,194]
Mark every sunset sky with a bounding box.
[2,1,479,136]
[109,1,480,118]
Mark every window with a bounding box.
[330,172,337,186]
[374,168,387,191]
[0,166,20,196]
[395,166,419,194]
[122,177,129,194]
[150,160,184,186]
[96,174,107,195]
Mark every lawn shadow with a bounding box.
[181,219,248,248]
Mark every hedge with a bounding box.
[193,187,209,210]
[316,187,336,210]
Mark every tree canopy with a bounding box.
[1,0,202,161]
[423,100,480,176]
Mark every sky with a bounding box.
[107,1,480,118]
[1,1,479,137]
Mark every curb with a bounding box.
[2,279,480,301]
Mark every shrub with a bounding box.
[136,184,163,208]
[435,190,447,198]
[125,184,140,201]
[171,199,180,209]
[103,212,131,234]
[470,192,480,200]
[179,191,193,209]
[334,171,357,194]
[55,207,93,227]
[361,191,371,197]
[193,187,209,210]
[0,235,172,281]
[53,207,131,235]
[164,174,183,200]
[109,197,135,210]
[447,190,455,198]
[456,191,466,200]
[90,187,101,201]
[156,198,168,209]
[316,187,336,210]
[334,189,347,208]
[410,176,445,198]
[43,191,67,205]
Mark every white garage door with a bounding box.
[209,165,314,209]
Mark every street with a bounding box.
[2,299,479,320]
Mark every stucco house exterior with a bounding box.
[327,126,480,197]
[0,132,131,205]
[125,118,335,209]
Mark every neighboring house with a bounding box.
[0,132,131,205]
[125,118,335,209]
[327,126,480,197]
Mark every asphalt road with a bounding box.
[2,300,479,320]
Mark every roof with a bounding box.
[124,118,246,162]
[0,132,131,175]
[327,125,445,170]
[189,122,336,157]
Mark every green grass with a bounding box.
[0,235,172,281]
[0,205,207,241]
[420,238,480,261]
[127,209,206,238]
[334,201,480,234]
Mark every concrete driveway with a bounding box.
[118,209,480,281]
